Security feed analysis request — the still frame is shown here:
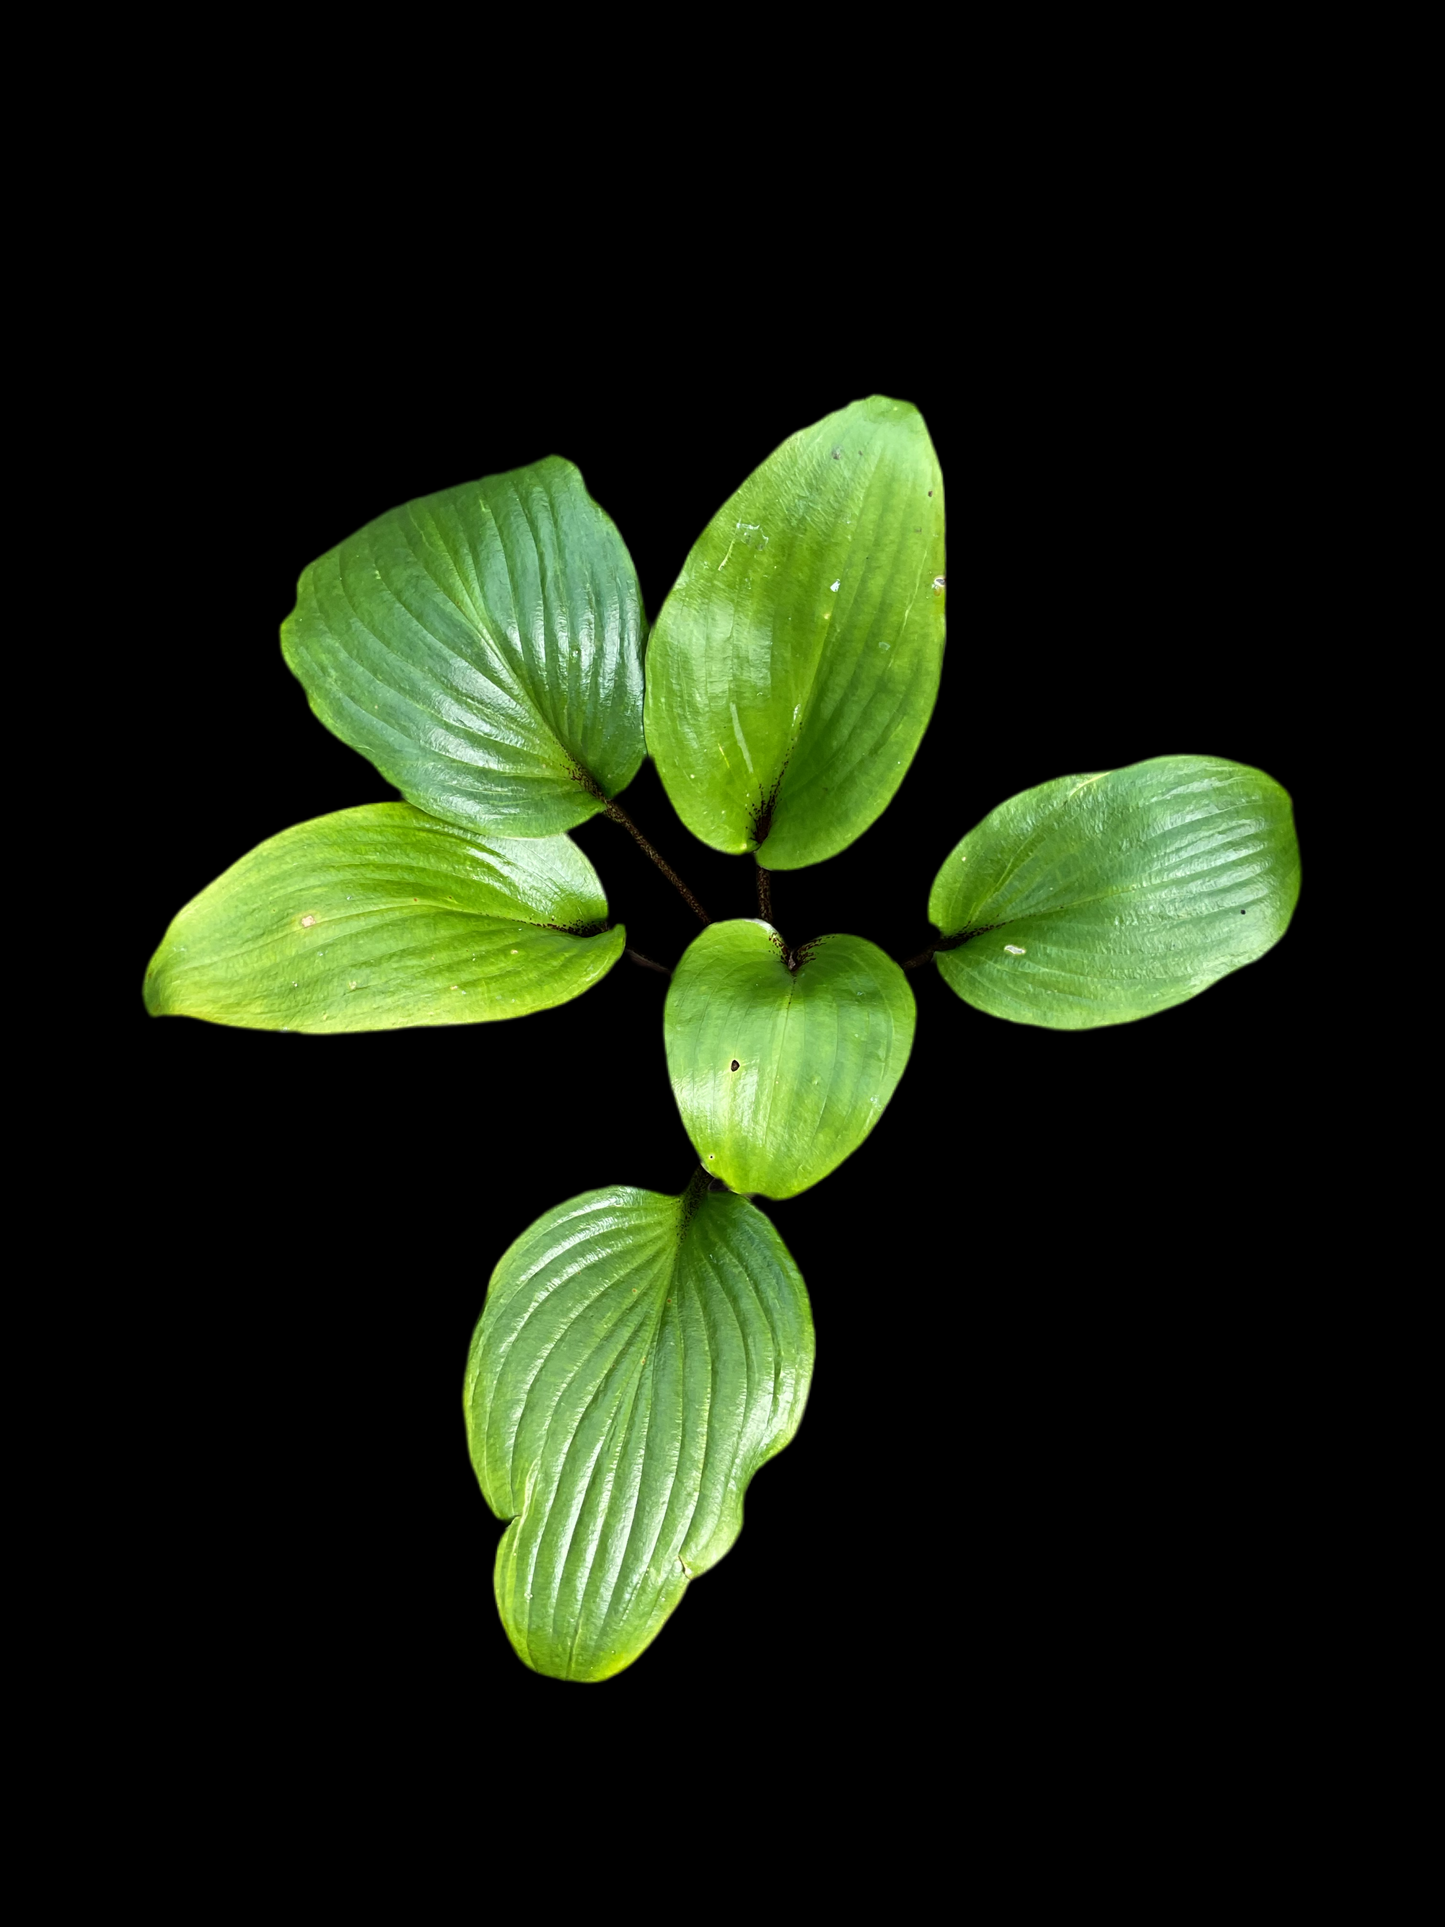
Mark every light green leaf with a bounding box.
[143,803,623,1032]
[644,396,945,870]
[664,921,915,1198]
[281,458,646,837]
[465,1176,813,1682]
[928,755,1301,1029]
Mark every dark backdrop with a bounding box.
[122,282,1318,1749]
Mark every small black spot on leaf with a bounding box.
[730,1059,740,1072]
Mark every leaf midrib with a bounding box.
[172,909,610,975]
[758,424,890,850]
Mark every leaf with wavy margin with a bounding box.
[465,1178,813,1681]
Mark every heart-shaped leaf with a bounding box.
[143,803,623,1031]
[664,921,915,1198]
[644,396,945,869]
[465,1177,813,1681]
[928,755,1301,1028]
[281,458,646,837]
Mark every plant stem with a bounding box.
[680,1163,713,1224]
[901,926,1002,971]
[756,864,773,922]
[625,948,671,977]
[603,799,711,926]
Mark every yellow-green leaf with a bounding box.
[144,804,623,1032]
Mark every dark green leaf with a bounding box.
[465,1178,813,1681]
[281,458,645,836]
[144,804,623,1031]
[928,755,1301,1028]
[665,921,915,1198]
[644,396,945,869]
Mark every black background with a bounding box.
[121,257,1321,1754]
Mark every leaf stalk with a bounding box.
[900,926,1002,971]
[602,798,712,926]
[625,948,672,977]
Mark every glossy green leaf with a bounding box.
[928,755,1301,1029]
[644,396,945,869]
[144,803,623,1032]
[464,1177,813,1681]
[281,458,646,837]
[664,921,915,1198]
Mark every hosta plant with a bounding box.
[143,396,1302,1680]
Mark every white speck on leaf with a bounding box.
[300,914,316,928]
[830,580,840,592]
[1004,944,1026,955]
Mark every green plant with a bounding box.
[143,395,1301,1681]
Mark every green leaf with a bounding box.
[464,1177,813,1681]
[643,396,945,870]
[143,803,623,1032]
[664,921,915,1198]
[281,458,646,837]
[928,755,1301,1029]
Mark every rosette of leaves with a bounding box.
[143,398,1302,1679]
